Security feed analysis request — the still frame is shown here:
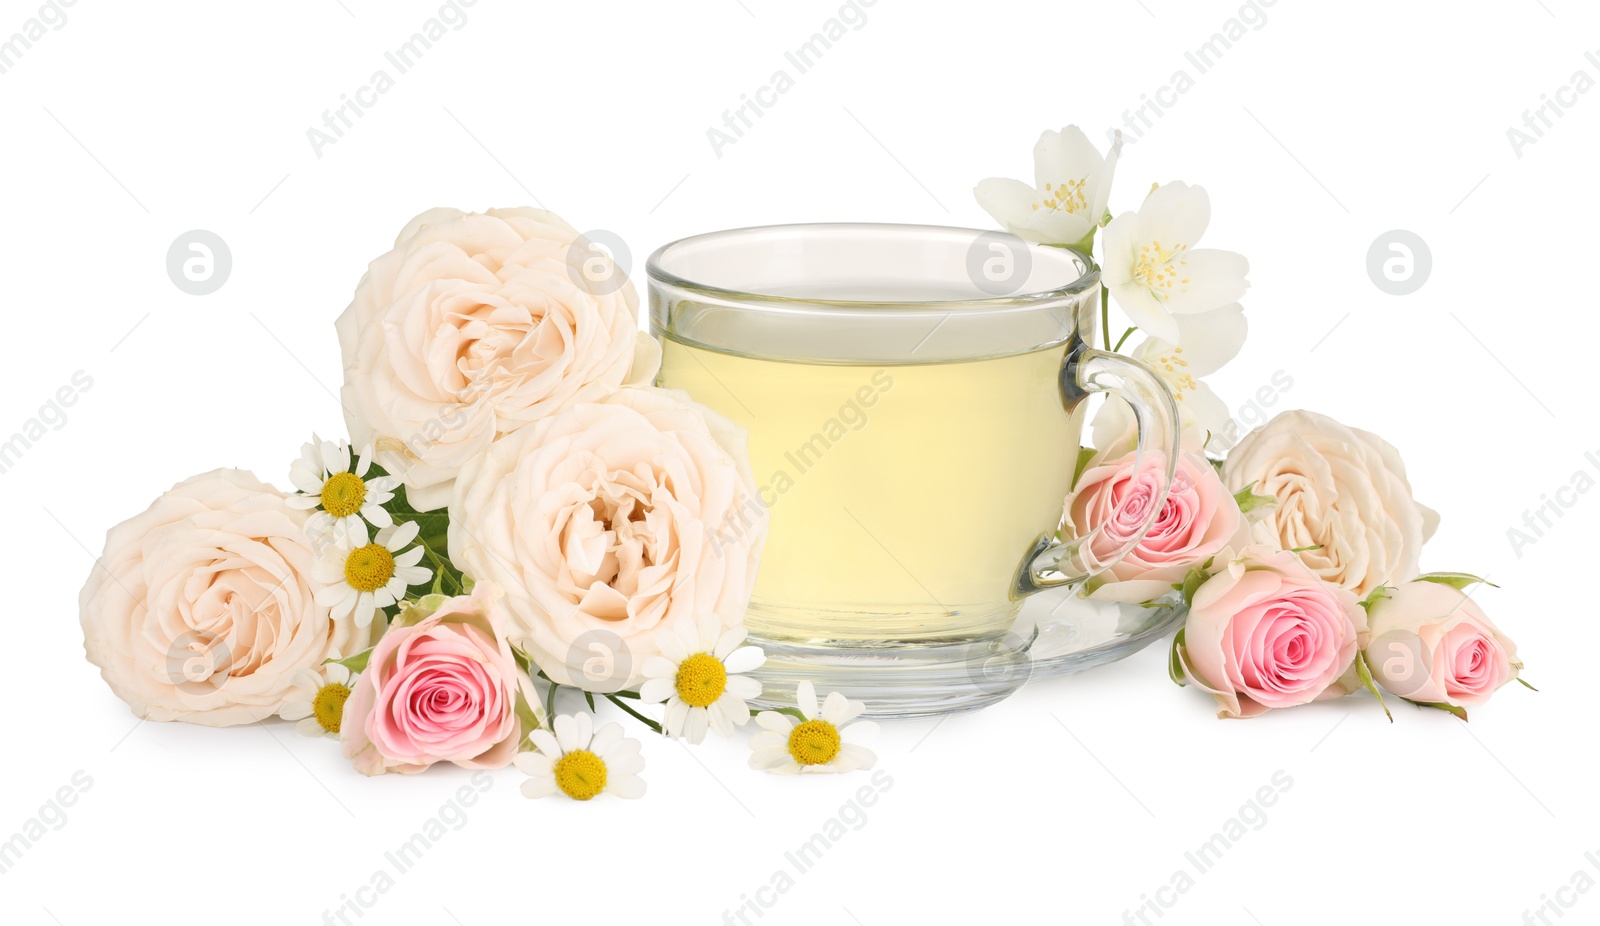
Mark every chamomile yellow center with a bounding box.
[787,719,841,766]
[312,682,351,733]
[674,652,727,708]
[320,471,367,519]
[553,750,608,801]
[343,543,395,593]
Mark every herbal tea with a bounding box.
[658,334,1084,645]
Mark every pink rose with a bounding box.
[1363,579,1520,711]
[341,586,537,775]
[1065,448,1246,604]
[1175,546,1367,718]
[79,469,370,726]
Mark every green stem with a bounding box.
[1112,326,1136,353]
[604,693,663,734]
[417,535,462,594]
[1100,286,1112,351]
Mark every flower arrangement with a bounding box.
[77,126,1527,805]
[978,125,1528,721]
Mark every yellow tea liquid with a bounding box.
[658,334,1083,644]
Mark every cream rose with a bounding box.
[447,386,766,689]
[1221,409,1438,597]
[335,206,656,511]
[1364,579,1521,712]
[79,469,370,726]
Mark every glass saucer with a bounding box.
[745,591,1185,720]
[1017,588,1187,681]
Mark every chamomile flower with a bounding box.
[279,662,355,738]
[638,617,764,744]
[516,713,645,801]
[748,681,877,775]
[287,435,399,545]
[313,520,432,629]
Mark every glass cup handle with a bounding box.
[1014,343,1182,597]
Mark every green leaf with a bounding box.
[384,482,467,594]
[1232,483,1278,515]
[1413,572,1499,591]
[1408,699,1469,721]
[584,689,596,711]
[514,687,542,745]
[1353,651,1392,723]
[326,647,374,674]
[1358,585,1394,614]
[1178,564,1209,608]
[1071,447,1097,491]
[511,645,536,679]
[1168,627,1189,687]
[1288,545,1322,554]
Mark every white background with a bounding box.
[3,1,1595,924]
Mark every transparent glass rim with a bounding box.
[645,222,1098,313]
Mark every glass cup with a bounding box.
[648,223,1180,716]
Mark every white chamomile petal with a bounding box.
[520,776,557,800]
[656,628,689,663]
[754,711,793,734]
[639,677,675,704]
[641,656,677,679]
[712,626,747,660]
[722,645,765,675]
[528,729,562,759]
[725,674,762,700]
[588,721,622,758]
[821,691,850,726]
[796,681,819,721]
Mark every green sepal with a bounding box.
[1232,483,1278,515]
[1516,676,1538,692]
[1178,563,1210,608]
[1413,572,1499,591]
[326,646,374,675]
[1071,447,1097,491]
[1358,585,1393,613]
[1353,651,1392,723]
[584,689,596,711]
[514,687,542,746]
[1408,699,1469,721]
[1168,627,1189,687]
